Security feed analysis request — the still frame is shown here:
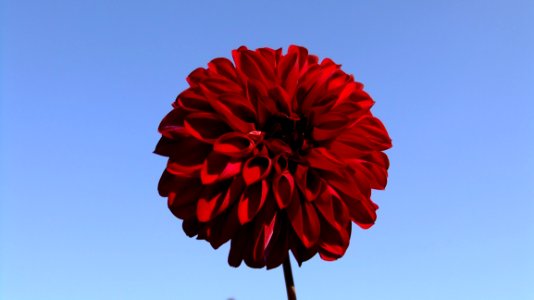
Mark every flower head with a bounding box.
[155,45,392,268]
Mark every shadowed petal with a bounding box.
[238,180,269,224]
[184,112,233,143]
[213,132,255,158]
[273,171,295,209]
[200,152,242,185]
[242,155,272,186]
[286,192,320,249]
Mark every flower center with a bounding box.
[264,114,313,154]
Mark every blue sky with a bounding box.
[1,0,533,299]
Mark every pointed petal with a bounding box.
[238,180,269,224]
[242,155,272,186]
[196,181,232,222]
[183,112,233,143]
[213,132,255,158]
[273,171,295,209]
[286,192,321,249]
[200,152,242,185]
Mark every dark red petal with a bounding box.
[154,133,212,160]
[186,67,209,86]
[338,115,392,151]
[299,64,338,113]
[349,152,389,190]
[256,47,280,69]
[265,215,290,269]
[263,139,292,156]
[213,132,255,158]
[158,108,188,139]
[289,228,318,266]
[208,57,238,82]
[318,221,351,261]
[277,50,299,98]
[158,171,201,198]
[267,86,291,116]
[314,188,350,231]
[305,147,346,172]
[196,180,232,222]
[246,199,276,268]
[168,180,203,219]
[199,80,256,132]
[182,219,199,237]
[242,155,272,186]
[237,180,269,224]
[333,82,374,112]
[206,204,241,249]
[272,154,289,173]
[200,152,242,185]
[233,48,275,83]
[228,225,251,267]
[312,112,351,142]
[176,88,213,113]
[166,156,203,177]
[286,192,321,249]
[294,168,324,202]
[273,171,295,209]
[183,112,232,143]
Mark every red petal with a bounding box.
[183,112,232,143]
[167,179,203,220]
[182,219,199,237]
[305,147,346,172]
[286,192,320,249]
[338,115,392,151]
[273,171,295,209]
[312,112,351,142]
[228,225,250,267]
[319,168,377,229]
[246,199,276,268]
[242,155,272,186]
[196,181,233,222]
[186,67,209,86]
[158,108,188,139]
[233,47,275,83]
[206,204,241,249]
[272,154,289,173]
[200,152,242,185]
[213,132,255,158]
[277,50,299,99]
[237,180,269,224]
[314,188,350,231]
[208,57,238,82]
[318,221,351,261]
[265,215,290,269]
[294,166,324,202]
[176,88,213,113]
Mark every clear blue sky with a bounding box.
[1,0,533,299]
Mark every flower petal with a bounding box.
[238,180,269,224]
[312,112,351,142]
[272,171,295,209]
[196,181,232,222]
[286,192,321,249]
[176,88,213,113]
[242,155,272,186]
[208,57,238,82]
[213,132,255,158]
[184,112,233,143]
[200,152,242,185]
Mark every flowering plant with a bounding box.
[155,45,391,299]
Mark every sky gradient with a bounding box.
[2,0,533,299]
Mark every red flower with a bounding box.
[155,45,391,269]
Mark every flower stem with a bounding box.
[283,257,297,300]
